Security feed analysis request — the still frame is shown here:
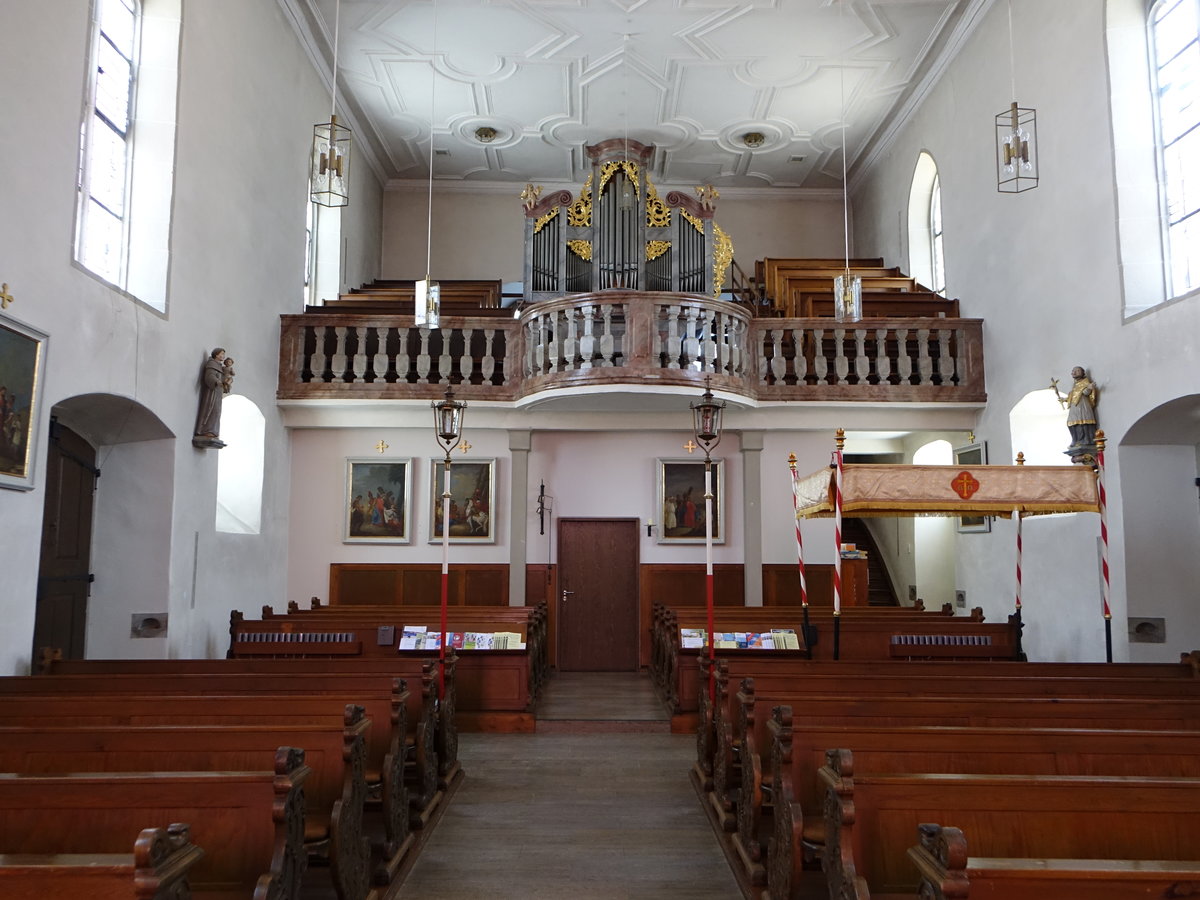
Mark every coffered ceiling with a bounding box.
[288,0,991,190]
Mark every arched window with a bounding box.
[908,152,946,294]
[1150,0,1200,298]
[216,396,265,534]
[75,0,180,311]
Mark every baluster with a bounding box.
[416,326,432,382]
[792,328,808,384]
[548,312,562,372]
[874,328,891,386]
[769,329,785,384]
[854,328,869,385]
[579,304,596,370]
[395,327,410,383]
[438,328,454,384]
[954,325,967,388]
[726,316,742,377]
[937,328,953,386]
[481,329,496,383]
[372,327,389,383]
[813,328,828,383]
[683,307,700,368]
[352,326,369,382]
[330,326,348,382]
[895,328,913,383]
[916,327,932,384]
[665,304,681,369]
[531,314,545,375]
[599,304,615,366]
[564,308,580,370]
[702,309,718,373]
[457,327,475,384]
[833,328,849,382]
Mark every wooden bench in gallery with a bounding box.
[908,822,1200,900]
[0,824,203,900]
[812,748,1200,900]
[754,257,888,306]
[785,290,960,319]
[0,747,309,899]
[0,708,380,898]
[310,279,507,314]
[748,703,1200,899]
[26,658,456,829]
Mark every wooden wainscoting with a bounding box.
[329,563,510,606]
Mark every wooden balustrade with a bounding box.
[278,293,985,404]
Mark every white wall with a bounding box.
[851,0,1200,660]
[0,0,383,673]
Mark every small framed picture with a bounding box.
[953,441,990,533]
[0,312,48,491]
[657,457,724,544]
[429,457,496,543]
[345,458,413,543]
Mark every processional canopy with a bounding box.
[521,139,732,304]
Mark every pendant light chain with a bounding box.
[330,0,341,122]
[425,0,439,282]
[840,0,850,276]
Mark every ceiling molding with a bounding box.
[384,178,845,202]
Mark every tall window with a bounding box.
[929,173,946,295]
[77,0,139,287]
[1151,0,1200,297]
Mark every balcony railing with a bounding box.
[278,291,985,405]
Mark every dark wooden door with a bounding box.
[557,518,639,671]
[33,422,97,660]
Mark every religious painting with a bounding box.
[657,458,724,544]
[953,441,990,533]
[345,458,413,543]
[0,312,48,491]
[429,458,496,543]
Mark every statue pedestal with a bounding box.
[192,436,226,450]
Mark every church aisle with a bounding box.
[394,732,742,898]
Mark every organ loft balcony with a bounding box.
[277,140,985,423]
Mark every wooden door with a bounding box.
[33,422,97,660]
[557,518,639,671]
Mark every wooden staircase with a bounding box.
[840,518,899,606]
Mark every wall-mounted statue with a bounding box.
[193,347,229,449]
[1051,365,1099,465]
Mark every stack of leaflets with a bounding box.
[678,627,801,650]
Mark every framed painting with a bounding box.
[429,457,496,543]
[0,312,48,491]
[345,457,413,543]
[657,457,724,544]
[953,441,990,533]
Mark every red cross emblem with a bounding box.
[951,471,980,500]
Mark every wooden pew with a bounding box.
[0,824,204,900]
[812,749,1200,900]
[908,823,1200,900]
[0,747,309,899]
[788,291,960,319]
[11,663,452,833]
[0,705,393,892]
[754,705,1200,897]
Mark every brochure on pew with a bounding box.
[679,627,800,650]
[397,625,525,651]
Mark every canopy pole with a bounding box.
[789,453,813,657]
[832,429,845,660]
[1097,430,1112,663]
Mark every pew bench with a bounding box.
[908,823,1200,900]
[0,824,203,900]
[0,749,310,899]
[811,750,1200,900]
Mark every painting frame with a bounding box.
[0,312,48,492]
[657,457,725,544]
[428,457,496,544]
[344,457,413,544]
[953,441,991,533]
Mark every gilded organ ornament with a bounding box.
[567,175,592,227]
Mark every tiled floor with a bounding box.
[394,672,742,899]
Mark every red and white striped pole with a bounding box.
[1014,506,1022,613]
[1096,431,1112,662]
[440,458,451,695]
[832,429,845,660]
[789,453,813,656]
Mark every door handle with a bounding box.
[561,590,574,603]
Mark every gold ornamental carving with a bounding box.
[599,160,640,197]
[567,175,592,227]
[681,209,705,235]
[645,183,671,228]
[713,223,734,298]
[533,206,560,234]
[567,239,593,261]
[646,240,671,262]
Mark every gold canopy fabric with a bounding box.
[792,463,1100,519]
